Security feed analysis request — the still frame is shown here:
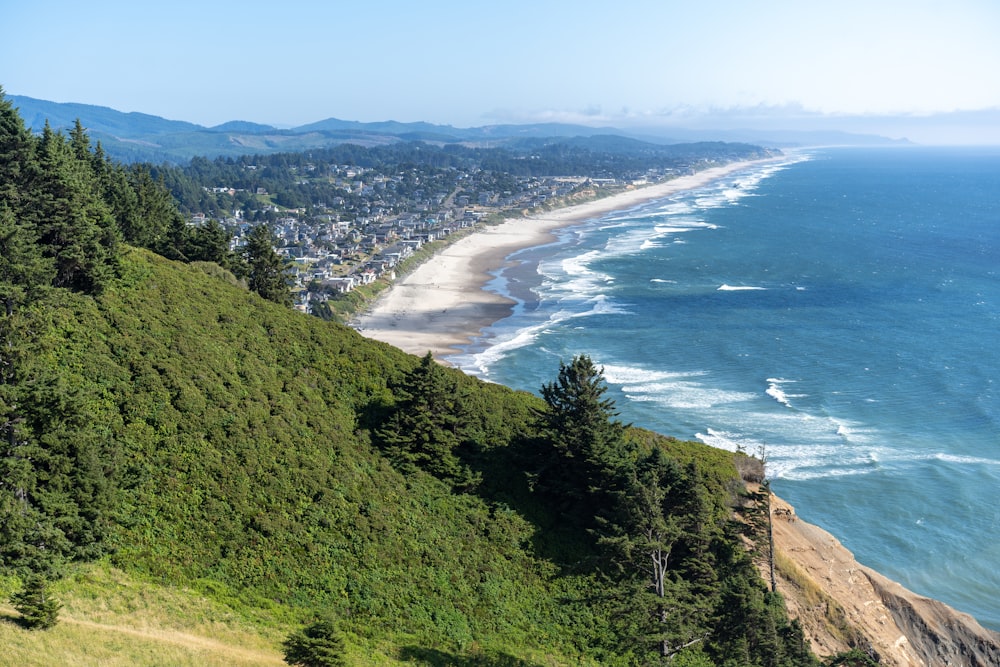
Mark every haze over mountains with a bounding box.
[9,94,941,165]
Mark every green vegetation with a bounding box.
[242,223,293,306]
[0,88,826,664]
[10,575,62,629]
[149,137,773,224]
[283,617,347,667]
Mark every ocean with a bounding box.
[447,146,1000,631]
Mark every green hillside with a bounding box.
[0,89,836,665]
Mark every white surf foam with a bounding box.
[766,381,792,406]
[928,452,1000,467]
[765,378,807,407]
[466,295,630,376]
[602,363,758,410]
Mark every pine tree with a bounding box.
[0,90,52,312]
[537,354,628,524]
[375,352,475,484]
[0,87,40,214]
[282,617,346,667]
[0,329,116,576]
[91,145,145,252]
[128,166,186,251]
[31,123,119,294]
[68,119,91,164]
[0,204,52,315]
[597,448,715,661]
[673,462,721,628]
[10,574,61,630]
[188,219,233,266]
[242,224,292,306]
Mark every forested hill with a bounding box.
[9,93,904,165]
[0,90,858,665]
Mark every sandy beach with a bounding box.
[353,158,777,360]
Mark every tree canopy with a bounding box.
[535,354,629,526]
[242,223,292,305]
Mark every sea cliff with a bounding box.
[769,494,1000,666]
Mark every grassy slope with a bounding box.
[0,566,288,666]
[5,248,745,664]
[11,249,600,663]
[0,562,590,665]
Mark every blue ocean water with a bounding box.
[448,147,1000,631]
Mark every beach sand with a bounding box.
[353,159,776,360]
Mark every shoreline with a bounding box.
[349,154,1000,663]
[352,157,781,360]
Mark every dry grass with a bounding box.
[0,563,574,666]
[0,605,286,666]
[0,564,406,666]
[0,566,283,666]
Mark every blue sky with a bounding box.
[3,0,999,141]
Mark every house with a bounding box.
[321,277,357,294]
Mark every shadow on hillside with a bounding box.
[0,609,30,629]
[466,437,603,577]
[399,645,543,666]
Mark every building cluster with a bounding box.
[196,161,674,313]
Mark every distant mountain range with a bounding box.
[9,94,910,164]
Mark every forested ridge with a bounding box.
[1,90,869,665]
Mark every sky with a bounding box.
[3,0,1000,143]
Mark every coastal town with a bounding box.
[192,159,685,315]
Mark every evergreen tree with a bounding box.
[242,223,292,306]
[375,352,477,485]
[0,304,68,579]
[164,212,197,261]
[672,462,722,631]
[783,619,818,666]
[91,146,145,251]
[187,219,234,266]
[128,166,186,251]
[0,204,52,315]
[0,312,117,577]
[536,354,628,525]
[10,574,61,630]
[31,123,119,294]
[0,90,51,312]
[598,448,714,661]
[68,118,91,164]
[282,617,347,667]
[0,87,40,214]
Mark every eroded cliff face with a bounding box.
[768,494,1000,666]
